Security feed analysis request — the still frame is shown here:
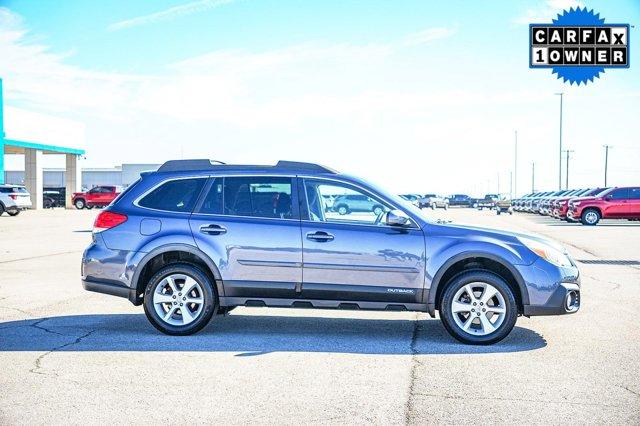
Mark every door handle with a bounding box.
[306,231,334,242]
[200,224,227,235]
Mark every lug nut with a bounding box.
[180,303,183,306]
[482,308,486,312]
[183,297,186,301]
[473,302,477,306]
[477,312,481,316]
[172,295,176,299]
[471,309,475,312]
[173,302,177,305]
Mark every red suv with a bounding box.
[72,185,122,209]
[567,187,640,225]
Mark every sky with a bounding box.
[0,0,639,196]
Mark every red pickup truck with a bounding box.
[567,186,640,225]
[73,185,122,209]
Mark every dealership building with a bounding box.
[3,163,159,190]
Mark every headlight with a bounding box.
[572,202,581,206]
[520,237,573,267]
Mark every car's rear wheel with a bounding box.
[7,209,20,216]
[439,271,518,345]
[143,263,217,335]
[74,199,85,209]
[581,209,600,226]
[0,203,4,216]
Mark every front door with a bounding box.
[626,187,640,217]
[603,188,629,217]
[189,176,302,300]
[299,178,426,304]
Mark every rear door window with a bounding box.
[222,176,296,219]
[629,188,640,199]
[138,178,206,212]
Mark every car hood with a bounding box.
[570,196,599,203]
[428,221,566,253]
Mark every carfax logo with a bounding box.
[529,7,630,85]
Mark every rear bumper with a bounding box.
[82,277,137,303]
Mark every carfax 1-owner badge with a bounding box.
[530,7,630,85]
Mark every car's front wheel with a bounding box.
[143,263,217,335]
[74,199,85,209]
[439,271,518,345]
[581,208,600,226]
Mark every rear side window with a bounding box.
[138,178,206,212]
[629,188,640,199]
[223,177,294,219]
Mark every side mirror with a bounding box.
[386,209,410,226]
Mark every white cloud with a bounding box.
[513,0,584,24]
[403,26,457,46]
[107,0,236,31]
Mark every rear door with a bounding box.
[299,178,426,305]
[627,188,640,217]
[189,175,302,301]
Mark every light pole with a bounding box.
[563,149,574,189]
[531,162,535,193]
[603,145,613,186]
[514,130,518,197]
[555,93,563,191]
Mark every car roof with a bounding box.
[155,159,337,175]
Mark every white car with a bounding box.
[0,185,32,216]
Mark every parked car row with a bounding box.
[513,186,640,225]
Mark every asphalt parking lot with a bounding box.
[1,208,639,425]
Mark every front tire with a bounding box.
[336,205,349,215]
[143,263,217,335]
[74,199,85,209]
[581,208,600,226]
[439,271,518,345]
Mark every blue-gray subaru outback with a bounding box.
[82,160,580,344]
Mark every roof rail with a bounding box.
[156,159,337,174]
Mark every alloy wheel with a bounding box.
[451,282,506,336]
[152,273,205,326]
[584,211,598,224]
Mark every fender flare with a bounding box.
[427,251,530,314]
[131,243,224,303]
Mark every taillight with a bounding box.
[93,211,128,233]
[9,194,17,200]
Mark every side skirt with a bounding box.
[219,296,428,312]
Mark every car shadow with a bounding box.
[0,313,546,356]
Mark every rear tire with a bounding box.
[143,263,217,335]
[7,209,20,216]
[0,203,4,216]
[439,271,518,345]
[581,208,600,226]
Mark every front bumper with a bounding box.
[518,257,581,316]
[523,282,580,316]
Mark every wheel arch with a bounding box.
[427,251,529,315]
[131,244,223,305]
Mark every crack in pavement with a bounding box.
[617,384,640,398]
[29,329,96,377]
[0,250,82,265]
[30,318,66,336]
[411,392,624,408]
[404,313,421,426]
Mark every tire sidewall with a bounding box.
[75,199,85,209]
[440,271,518,345]
[143,263,217,335]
